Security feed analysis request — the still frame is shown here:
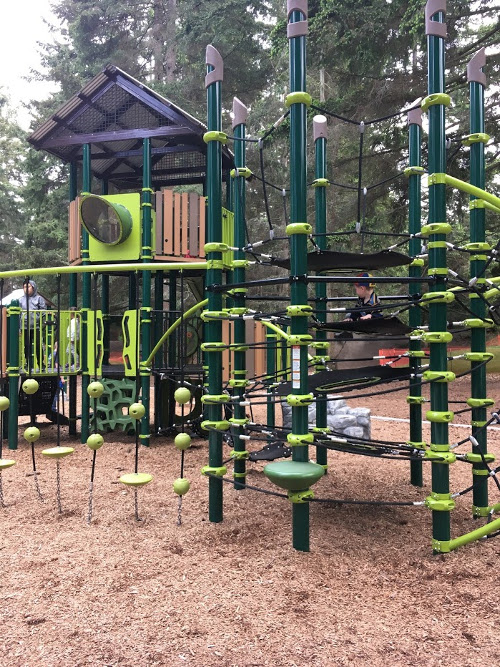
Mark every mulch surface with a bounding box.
[1,375,499,666]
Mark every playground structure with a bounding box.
[1,0,500,552]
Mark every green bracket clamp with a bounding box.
[410,258,425,267]
[312,178,330,187]
[404,166,425,177]
[311,341,329,350]
[463,452,495,464]
[424,450,456,464]
[427,267,448,276]
[464,352,494,363]
[462,133,490,146]
[287,433,315,446]
[201,420,231,432]
[230,167,253,179]
[422,370,456,383]
[472,420,487,428]
[201,311,227,322]
[227,288,248,296]
[286,393,314,407]
[200,342,227,352]
[425,492,455,512]
[201,394,230,405]
[229,379,249,388]
[421,331,453,344]
[407,350,426,358]
[226,307,248,316]
[463,318,494,329]
[466,397,494,408]
[432,539,452,553]
[201,464,228,477]
[203,131,227,144]
[421,291,455,304]
[427,173,447,186]
[420,222,452,236]
[426,241,448,249]
[204,242,230,253]
[406,440,427,450]
[312,427,332,434]
[230,449,250,461]
[229,417,249,426]
[288,489,315,504]
[288,334,313,345]
[285,92,312,108]
[472,504,494,518]
[464,242,491,252]
[286,222,312,235]
[206,259,225,270]
[406,396,425,405]
[426,410,454,423]
[421,93,451,111]
[231,260,250,269]
[287,305,313,316]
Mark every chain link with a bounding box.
[177,495,183,526]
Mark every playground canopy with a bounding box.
[27,64,234,190]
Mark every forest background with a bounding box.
[0,0,499,313]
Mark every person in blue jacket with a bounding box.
[344,272,383,321]
[19,279,46,371]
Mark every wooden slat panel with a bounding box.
[163,189,173,255]
[173,193,181,256]
[155,191,163,258]
[188,193,199,257]
[68,199,81,264]
[181,193,189,256]
[254,322,266,379]
[199,197,206,258]
[245,319,255,380]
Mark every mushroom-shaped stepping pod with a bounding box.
[264,461,325,492]
[41,446,75,459]
[23,426,41,443]
[174,387,191,405]
[173,477,190,496]
[87,381,104,398]
[0,396,10,411]
[119,472,153,488]
[87,434,104,451]
[128,403,146,420]
[0,459,16,470]
[22,379,39,395]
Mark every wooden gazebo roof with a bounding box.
[28,65,233,189]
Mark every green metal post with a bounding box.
[266,332,277,440]
[426,0,452,551]
[467,49,489,516]
[69,162,78,435]
[231,97,249,489]
[7,302,20,450]
[168,273,177,430]
[153,270,164,433]
[205,45,224,522]
[81,144,91,443]
[101,179,110,366]
[288,1,311,552]
[140,138,153,446]
[407,109,424,486]
[313,115,328,469]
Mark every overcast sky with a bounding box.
[0,0,59,129]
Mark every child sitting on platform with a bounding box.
[344,272,383,321]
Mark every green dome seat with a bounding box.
[264,461,324,491]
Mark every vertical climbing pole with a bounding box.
[101,179,110,366]
[313,115,328,469]
[424,0,454,552]
[204,45,225,522]
[467,49,490,517]
[81,144,91,443]
[7,300,20,450]
[69,162,78,435]
[140,138,153,446]
[287,0,313,552]
[231,98,250,489]
[407,109,424,486]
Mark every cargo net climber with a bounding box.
[185,98,500,539]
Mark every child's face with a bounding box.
[355,284,369,298]
[24,284,34,296]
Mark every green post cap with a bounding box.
[264,461,325,491]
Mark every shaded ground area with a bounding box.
[1,375,499,666]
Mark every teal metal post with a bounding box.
[81,144,91,443]
[153,270,164,433]
[69,162,78,435]
[287,1,312,552]
[231,97,249,489]
[407,109,424,486]
[425,0,453,551]
[467,49,489,517]
[140,138,153,446]
[205,45,225,522]
[313,115,328,469]
[7,301,20,450]
[101,179,110,366]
